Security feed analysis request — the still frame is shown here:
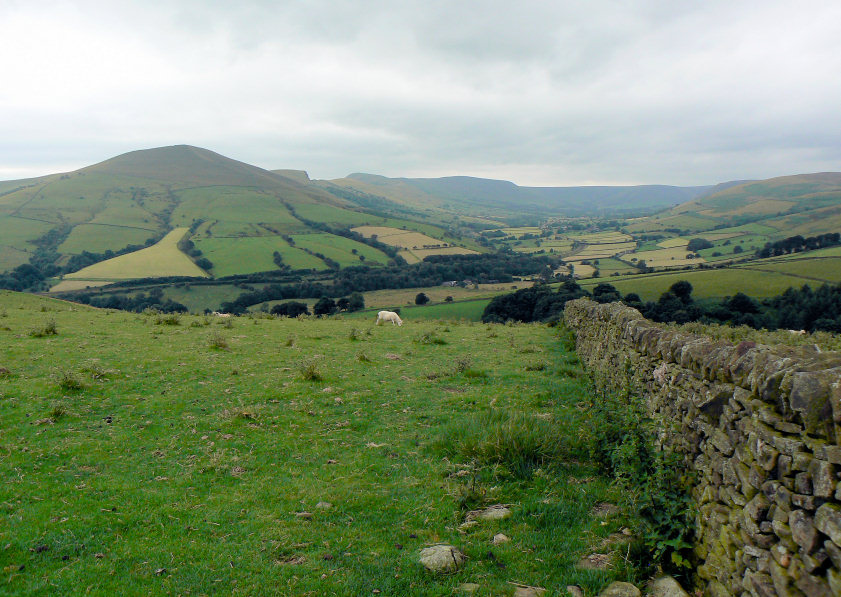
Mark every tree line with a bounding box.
[482,278,841,333]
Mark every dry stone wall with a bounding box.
[564,298,841,597]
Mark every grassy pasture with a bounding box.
[0,291,628,596]
[625,246,704,268]
[171,188,300,229]
[194,237,325,276]
[736,257,841,284]
[566,242,636,261]
[0,245,31,271]
[290,233,391,267]
[65,228,209,280]
[290,203,375,226]
[59,224,155,255]
[579,266,813,301]
[351,227,451,249]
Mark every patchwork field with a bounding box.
[626,246,706,268]
[0,290,630,596]
[290,233,391,267]
[62,228,209,282]
[194,237,326,276]
[351,226,479,263]
[59,224,155,255]
[565,242,636,261]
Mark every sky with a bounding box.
[2,0,841,186]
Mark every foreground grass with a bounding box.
[0,291,625,595]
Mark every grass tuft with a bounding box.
[56,369,85,392]
[434,409,577,478]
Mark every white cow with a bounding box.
[376,310,403,326]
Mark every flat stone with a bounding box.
[789,509,818,552]
[419,544,466,573]
[492,533,510,545]
[472,505,512,521]
[458,583,480,593]
[513,586,546,597]
[815,503,841,547]
[809,459,836,498]
[646,576,689,597]
[566,586,585,597]
[598,581,641,597]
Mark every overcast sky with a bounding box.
[2,0,841,186]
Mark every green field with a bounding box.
[290,203,375,226]
[59,224,155,255]
[579,267,818,301]
[291,233,391,267]
[172,187,303,231]
[194,237,326,276]
[64,228,209,280]
[0,290,631,596]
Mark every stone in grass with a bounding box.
[492,533,510,545]
[315,501,333,510]
[646,576,689,597]
[459,583,480,594]
[419,544,466,573]
[511,584,546,597]
[566,586,585,597]
[598,581,641,597]
[468,504,512,522]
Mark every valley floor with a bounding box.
[0,291,628,595]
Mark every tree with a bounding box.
[687,238,714,252]
[592,283,621,304]
[336,297,350,311]
[313,297,337,316]
[415,292,430,305]
[347,292,365,312]
[271,301,309,317]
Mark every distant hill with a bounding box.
[321,173,715,217]
[0,146,475,281]
[629,172,841,236]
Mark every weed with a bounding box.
[525,361,547,371]
[464,369,488,379]
[587,387,696,582]
[415,331,447,345]
[348,327,362,341]
[219,318,234,329]
[50,403,67,422]
[0,308,7,317]
[29,319,58,337]
[453,357,472,373]
[356,351,371,363]
[190,320,204,328]
[285,335,296,347]
[155,313,181,326]
[56,370,85,392]
[208,331,229,350]
[299,359,323,381]
[79,360,114,380]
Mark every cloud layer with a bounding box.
[2,0,840,185]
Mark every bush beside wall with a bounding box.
[564,298,841,596]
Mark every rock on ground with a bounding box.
[646,576,689,597]
[419,544,466,573]
[598,581,641,597]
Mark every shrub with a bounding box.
[208,331,229,350]
[299,359,323,381]
[29,319,58,337]
[56,369,85,391]
[155,313,181,326]
[348,327,362,341]
[415,332,447,345]
[415,292,430,305]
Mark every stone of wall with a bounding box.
[564,298,841,597]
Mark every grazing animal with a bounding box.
[376,310,403,326]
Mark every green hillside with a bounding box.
[0,146,472,283]
[0,290,630,596]
[630,172,841,236]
